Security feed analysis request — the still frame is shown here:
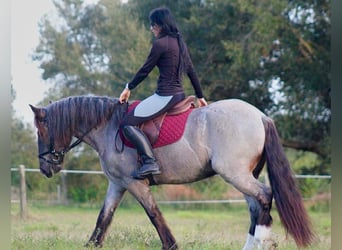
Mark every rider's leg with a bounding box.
[122,125,161,179]
[120,93,185,179]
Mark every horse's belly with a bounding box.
[153,138,213,184]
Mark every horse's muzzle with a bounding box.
[40,165,53,178]
[40,163,62,178]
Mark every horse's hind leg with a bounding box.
[87,182,126,247]
[241,157,273,250]
[127,181,177,250]
[220,172,275,249]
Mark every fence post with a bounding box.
[19,165,27,219]
[57,185,61,204]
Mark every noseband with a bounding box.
[38,137,84,165]
[38,124,94,165]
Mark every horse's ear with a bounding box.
[29,104,47,120]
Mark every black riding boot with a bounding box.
[122,125,161,179]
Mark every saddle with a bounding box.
[131,95,196,146]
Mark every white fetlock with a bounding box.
[242,233,256,250]
[254,225,275,249]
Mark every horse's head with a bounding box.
[30,96,120,177]
[30,104,65,178]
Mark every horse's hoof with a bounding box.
[85,241,103,248]
[256,238,278,250]
[162,242,178,250]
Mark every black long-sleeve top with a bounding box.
[127,35,204,98]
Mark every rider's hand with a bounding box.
[119,87,131,104]
[198,97,208,107]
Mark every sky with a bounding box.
[11,0,55,123]
[11,0,100,124]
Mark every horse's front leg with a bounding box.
[128,180,177,250]
[87,181,126,247]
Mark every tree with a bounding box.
[11,86,37,174]
[33,0,330,174]
[33,0,155,102]
[65,144,107,203]
[260,0,330,174]
[128,0,330,173]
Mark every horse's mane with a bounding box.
[46,96,122,146]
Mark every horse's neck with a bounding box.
[76,110,120,152]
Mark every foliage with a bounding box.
[11,0,331,203]
[268,0,331,172]
[11,87,37,172]
[32,0,330,169]
[33,0,154,101]
[65,144,108,203]
[127,0,330,172]
[10,118,37,173]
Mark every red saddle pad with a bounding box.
[122,101,193,148]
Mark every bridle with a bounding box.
[38,129,92,165]
[38,100,126,165]
[39,138,83,165]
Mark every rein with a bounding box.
[115,101,129,153]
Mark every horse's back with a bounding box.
[206,99,264,117]
[186,99,266,173]
[190,99,265,134]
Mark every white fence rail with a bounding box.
[11,167,332,179]
[11,166,331,219]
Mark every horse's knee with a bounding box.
[256,186,272,208]
[254,186,273,227]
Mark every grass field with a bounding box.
[11,202,330,250]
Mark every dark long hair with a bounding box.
[149,7,188,77]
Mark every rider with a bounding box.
[119,7,207,179]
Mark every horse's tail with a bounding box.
[262,116,315,247]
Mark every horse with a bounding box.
[30,95,315,249]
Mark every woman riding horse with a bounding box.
[119,7,207,180]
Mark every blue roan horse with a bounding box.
[30,96,315,249]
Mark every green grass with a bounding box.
[11,203,330,249]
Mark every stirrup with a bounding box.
[131,162,161,179]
